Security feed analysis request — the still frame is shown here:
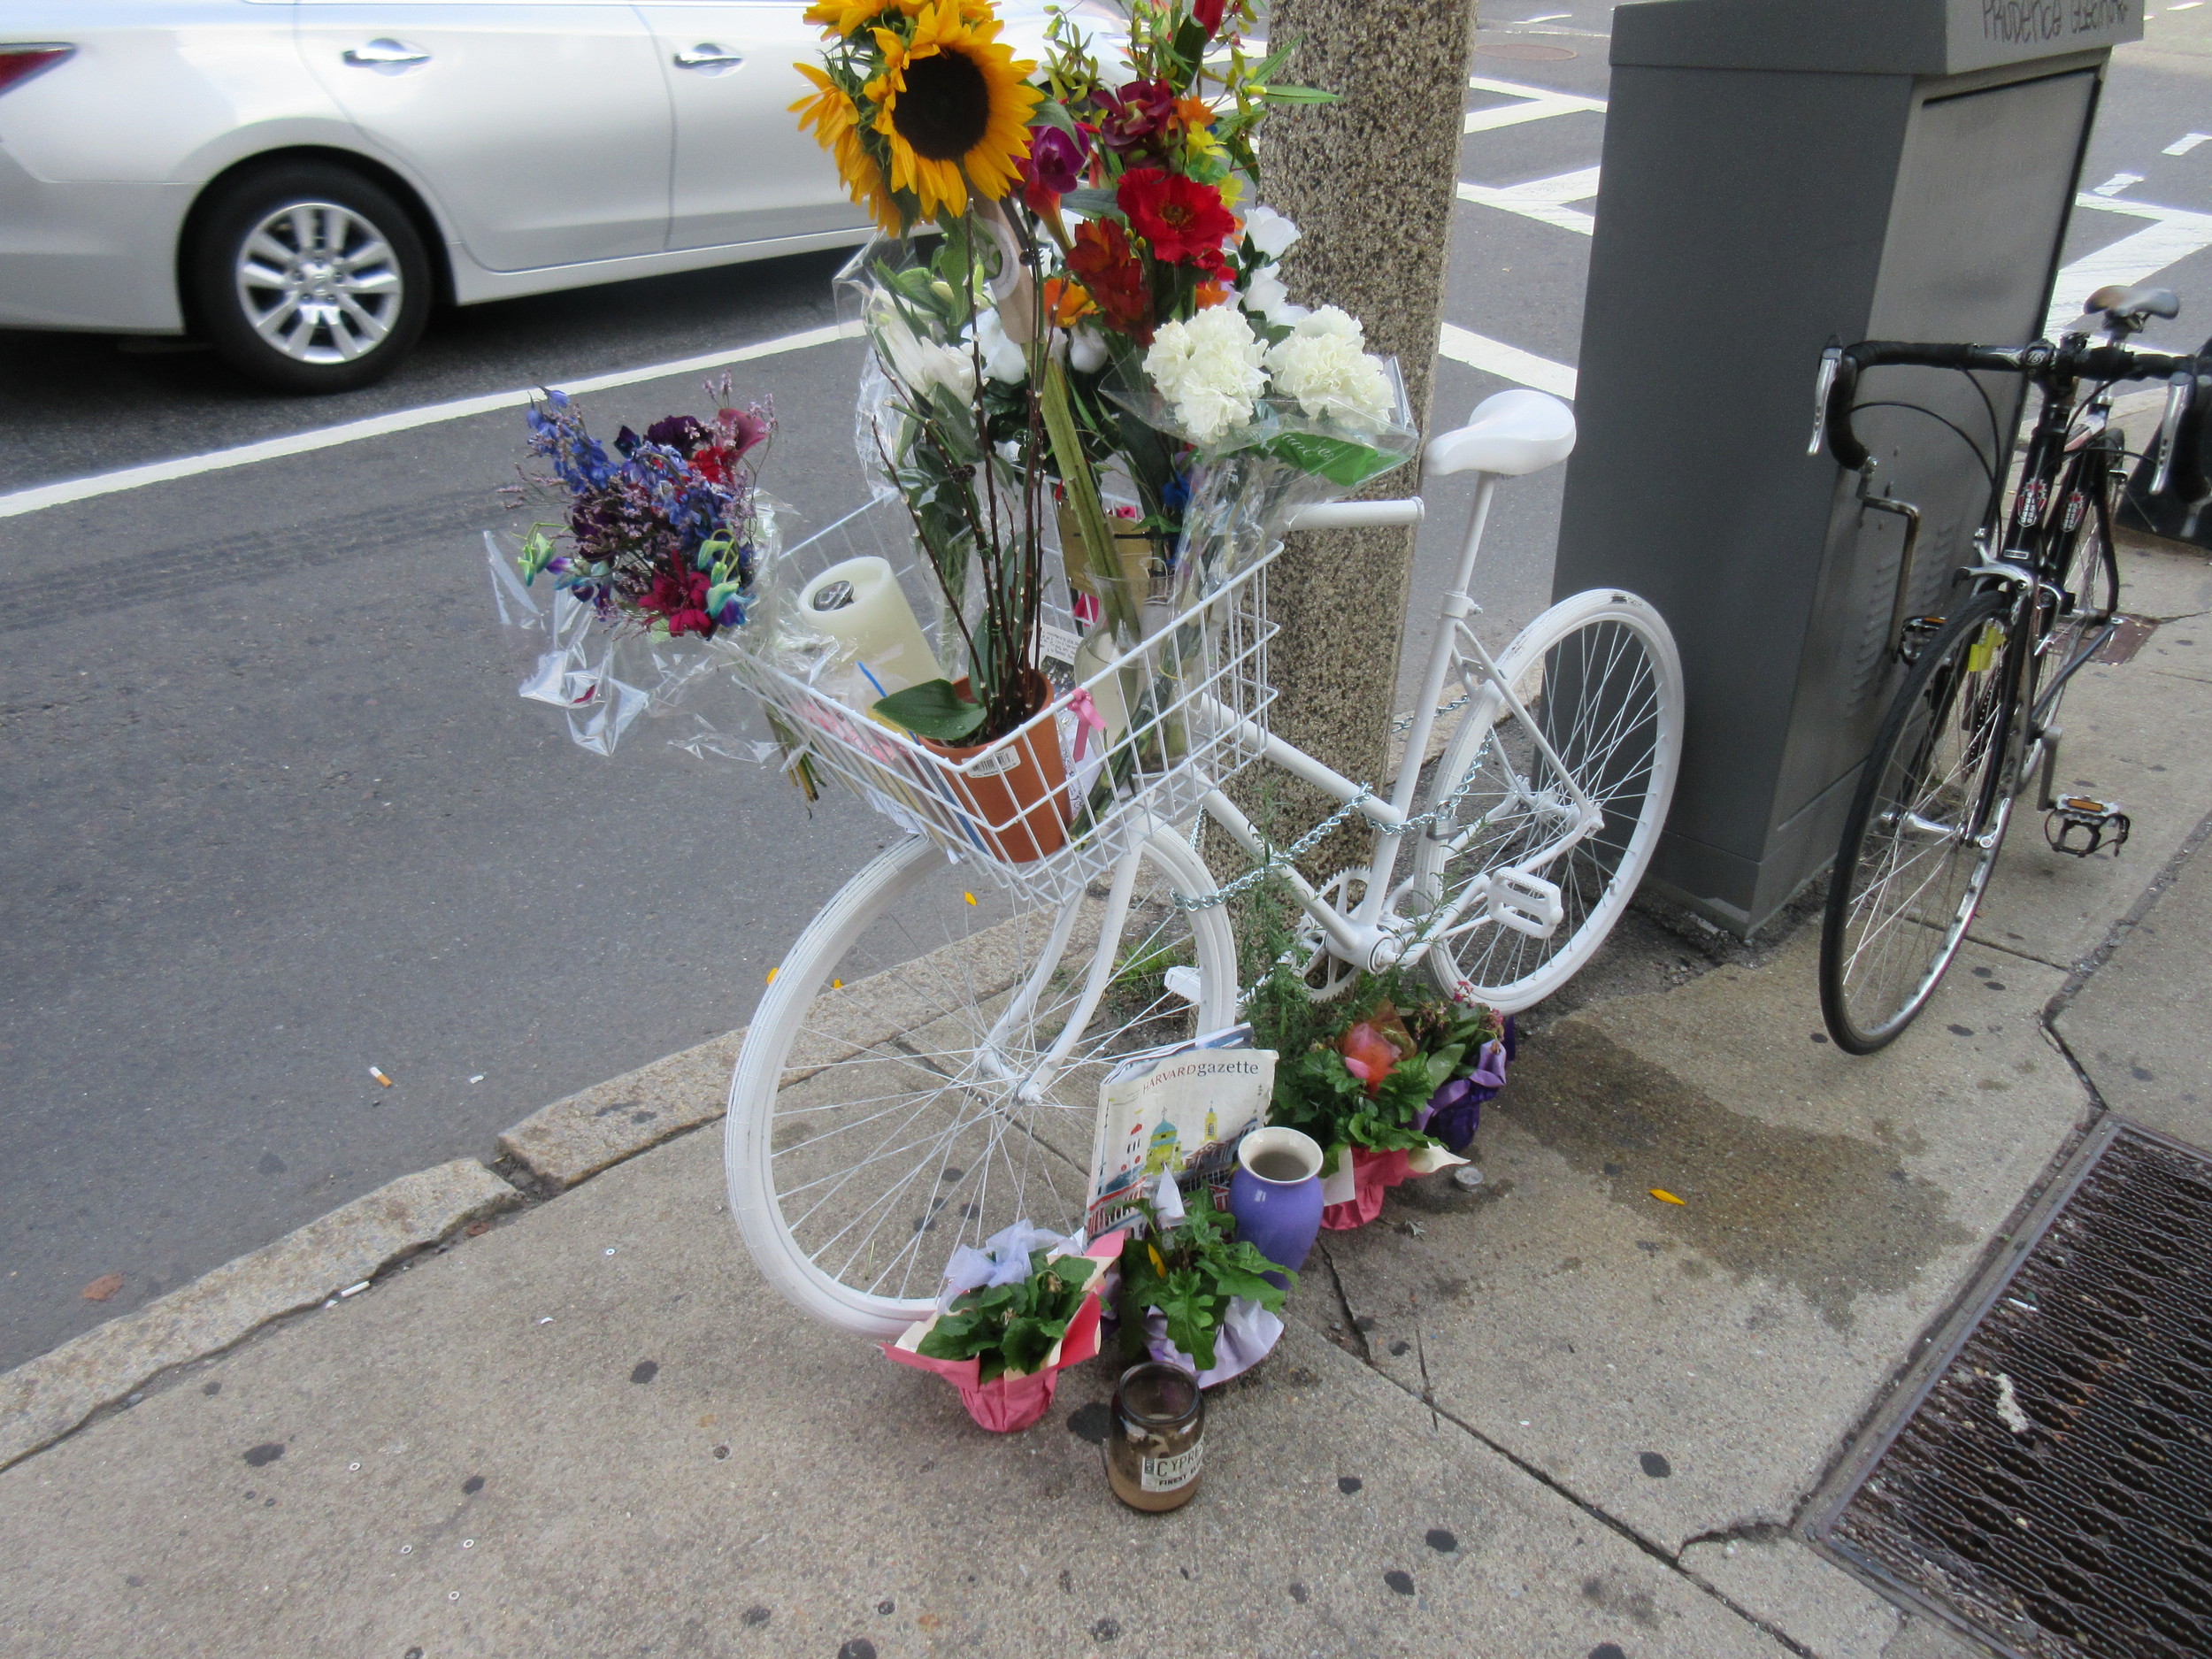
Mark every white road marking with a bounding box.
[2045,195,2212,335]
[0,322,858,521]
[1463,75,1606,134]
[1521,12,1571,20]
[1438,323,1578,399]
[2165,132,2210,155]
[1457,165,1602,234]
[2090,172,2145,196]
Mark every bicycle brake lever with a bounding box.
[1809,345,1842,457]
[2152,369,2193,494]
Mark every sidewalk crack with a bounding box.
[1335,1322,1816,1656]
[2042,795,2212,1022]
[1314,1240,1372,1364]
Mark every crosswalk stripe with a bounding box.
[1463,74,1607,134]
[1456,166,1602,234]
[2045,196,2212,337]
[1438,324,1579,400]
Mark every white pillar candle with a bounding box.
[798,557,944,697]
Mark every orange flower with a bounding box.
[1194,282,1228,309]
[1042,275,1096,327]
[1174,96,1214,131]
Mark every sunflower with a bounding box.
[791,65,902,234]
[864,4,1040,224]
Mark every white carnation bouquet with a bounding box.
[1110,291,1417,620]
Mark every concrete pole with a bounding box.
[1248,0,1478,874]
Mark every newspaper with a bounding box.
[1082,1025,1276,1239]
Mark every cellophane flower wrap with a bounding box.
[486,380,818,780]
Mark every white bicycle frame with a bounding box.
[995,473,1605,1101]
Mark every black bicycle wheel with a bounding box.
[1821,588,2020,1053]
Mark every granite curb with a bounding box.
[495,1027,745,1191]
[0,1159,521,1474]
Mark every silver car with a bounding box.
[0,1,892,392]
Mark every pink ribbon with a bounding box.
[1068,687,1109,763]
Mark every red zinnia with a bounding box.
[1116,167,1236,267]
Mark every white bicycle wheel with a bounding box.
[726,829,1237,1336]
[1410,588,1684,1011]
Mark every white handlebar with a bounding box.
[1283,498,1425,531]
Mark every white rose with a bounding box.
[1144,306,1269,445]
[1241,265,1293,321]
[1264,313,1394,427]
[1242,204,1302,258]
[1069,325,1109,374]
[970,308,1028,385]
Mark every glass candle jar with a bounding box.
[1103,1362,1205,1512]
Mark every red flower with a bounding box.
[1116,167,1236,267]
[1192,0,1227,37]
[1066,219,1152,341]
[643,568,715,634]
[1092,80,1175,159]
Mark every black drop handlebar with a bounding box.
[1816,336,2196,472]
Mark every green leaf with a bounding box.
[1059,187,1123,222]
[1260,83,1340,104]
[873,679,988,741]
[1031,97,1080,137]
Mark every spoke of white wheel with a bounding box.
[341,237,391,273]
[250,298,302,342]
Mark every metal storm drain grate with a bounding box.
[1817,1124,2212,1659]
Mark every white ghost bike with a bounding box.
[726,389,1684,1334]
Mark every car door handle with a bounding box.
[342,39,432,70]
[672,44,745,72]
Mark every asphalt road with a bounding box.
[4,4,2212,1371]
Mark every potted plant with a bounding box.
[1114,1182,1294,1386]
[885,1231,1121,1432]
[1246,959,1511,1231]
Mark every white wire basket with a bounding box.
[728,499,1280,910]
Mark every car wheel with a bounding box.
[187,163,432,395]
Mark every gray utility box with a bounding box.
[1554,0,2141,936]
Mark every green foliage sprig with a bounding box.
[916,1249,1100,1383]
[1116,1184,1292,1373]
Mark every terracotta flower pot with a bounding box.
[918,672,1068,864]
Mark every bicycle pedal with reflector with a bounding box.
[1487,867,1565,938]
[2045,795,2131,858]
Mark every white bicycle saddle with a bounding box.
[1424,388,1577,478]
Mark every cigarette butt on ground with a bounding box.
[1649,1187,1686,1205]
[368,1066,393,1087]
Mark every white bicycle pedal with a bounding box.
[1163,964,1203,1003]
[1487,867,1564,938]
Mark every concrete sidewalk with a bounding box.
[3,535,2207,1659]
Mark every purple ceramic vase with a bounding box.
[1228,1127,1326,1282]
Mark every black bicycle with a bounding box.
[1809,285,2203,1053]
